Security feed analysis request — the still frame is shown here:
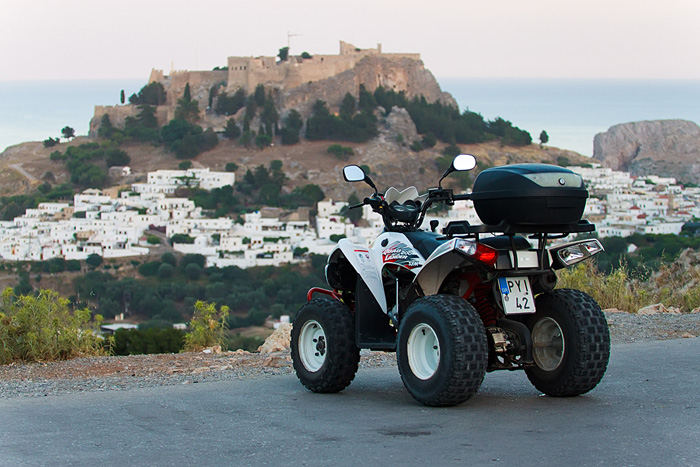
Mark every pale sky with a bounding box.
[2,0,699,81]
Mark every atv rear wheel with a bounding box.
[397,295,488,407]
[525,289,610,396]
[291,298,360,393]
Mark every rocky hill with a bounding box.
[593,119,700,184]
[0,120,590,202]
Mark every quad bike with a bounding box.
[291,154,610,406]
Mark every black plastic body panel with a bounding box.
[355,277,396,350]
[471,164,588,225]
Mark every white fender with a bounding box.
[332,239,387,313]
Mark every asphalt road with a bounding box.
[1,339,699,467]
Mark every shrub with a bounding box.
[157,263,175,279]
[0,288,107,364]
[327,144,354,159]
[113,327,185,355]
[184,263,202,280]
[43,137,60,148]
[86,254,103,268]
[170,233,195,245]
[410,140,424,152]
[138,261,161,277]
[557,261,649,312]
[161,252,177,267]
[183,301,229,352]
[147,235,161,245]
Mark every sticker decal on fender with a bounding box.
[382,241,422,269]
[355,249,377,275]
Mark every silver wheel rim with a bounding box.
[532,317,565,371]
[407,323,440,380]
[298,320,327,372]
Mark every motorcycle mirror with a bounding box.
[343,165,378,193]
[343,165,366,182]
[439,154,477,188]
[453,154,477,171]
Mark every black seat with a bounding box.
[402,231,446,260]
[480,235,531,250]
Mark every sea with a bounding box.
[1,78,699,157]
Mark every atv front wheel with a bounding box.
[525,289,610,396]
[291,298,360,393]
[397,295,488,407]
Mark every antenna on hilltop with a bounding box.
[287,31,301,51]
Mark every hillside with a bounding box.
[0,132,591,201]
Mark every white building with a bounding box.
[131,168,235,194]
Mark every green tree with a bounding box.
[129,82,167,106]
[254,84,266,106]
[539,130,549,148]
[86,254,103,268]
[175,84,200,123]
[61,126,75,140]
[340,93,356,121]
[185,263,202,280]
[105,149,130,167]
[43,137,60,148]
[161,252,177,267]
[224,118,241,139]
[280,109,303,145]
[215,89,246,116]
[278,47,289,61]
[255,133,272,149]
[301,51,312,59]
[138,261,161,277]
[225,162,238,172]
[98,114,116,139]
[120,89,125,104]
[157,263,175,279]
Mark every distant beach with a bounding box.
[1,78,699,157]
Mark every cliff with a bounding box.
[593,120,700,183]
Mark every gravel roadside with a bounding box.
[1,311,699,399]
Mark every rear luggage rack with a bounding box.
[443,219,595,237]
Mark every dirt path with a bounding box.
[9,163,38,182]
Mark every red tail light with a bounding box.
[456,239,499,267]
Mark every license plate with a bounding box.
[498,277,535,314]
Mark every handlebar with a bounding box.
[352,188,471,232]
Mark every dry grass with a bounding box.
[557,259,700,313]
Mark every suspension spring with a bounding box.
[474,283,497,327]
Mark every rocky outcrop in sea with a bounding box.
[593,119,700,184]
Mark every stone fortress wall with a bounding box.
[225,41,420,94]
[90,40,450,136]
